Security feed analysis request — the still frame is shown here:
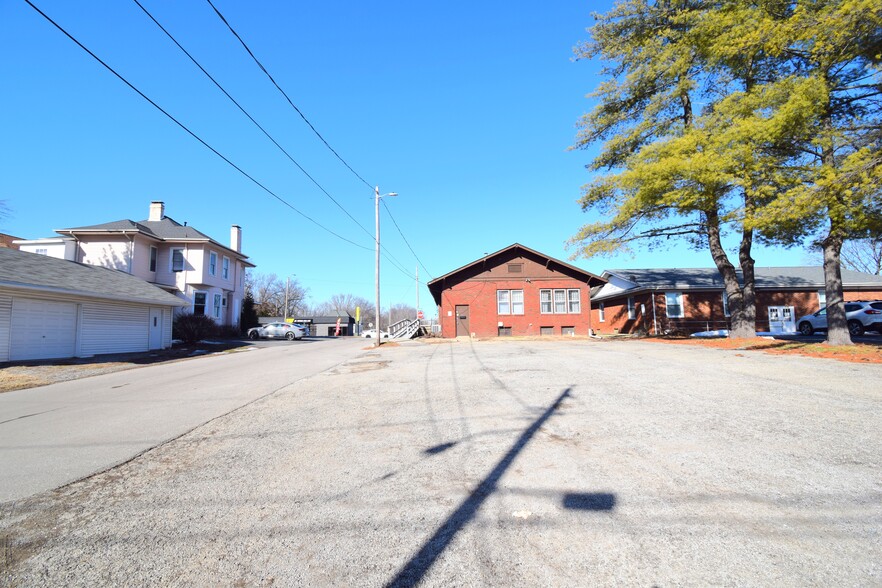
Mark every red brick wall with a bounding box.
[437,278,593,338]
[590,288,882,334]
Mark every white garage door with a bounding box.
[11,298,78,360]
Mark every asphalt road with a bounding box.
[2,338,880,586]
[0,337,366,502]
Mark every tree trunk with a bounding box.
[706,208,756,338]
[822,232,853,345]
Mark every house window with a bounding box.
[171,248,185,272]
[497,290,524,315]
[665,291,684,318]
[598,302,605,322]
[540,289,582,314]
[507,263,523,273]
[222,257,230,280]
[628,296,635,320]
[722,291,731,317]
[35,248,48,256]
[554,290,567,313]
[540,326,554,335]
[213,294,222,319]
[511,290,524,315]
[562,327,575,336]
[540,290,553,313]
[568,290,581,314]
[818,289,826,309]
[149,246,157,272]
[193,292,206,315]
[209,252,218,276]
[498,326,512,336]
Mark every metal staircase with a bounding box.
[388,317,422,340]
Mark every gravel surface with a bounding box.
[1,338,880,586]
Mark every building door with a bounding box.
[11,298,78,360]
[768,306,796,334]
[148,307,163,350]
[455,305,470,336]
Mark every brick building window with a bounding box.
[598,302,605,322]
[628,296,635,319]
[497,290,524,315]
[498,326,512,336]
[665,291,684,318]
[540,289,582,314]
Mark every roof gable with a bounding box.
[427,243,605,305]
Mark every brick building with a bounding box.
[590,267,882,335]
[427,244,606,338]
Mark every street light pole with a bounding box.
[375,186,397,347]
[284,276,289,322]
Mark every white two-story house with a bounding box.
[16,201,255,328]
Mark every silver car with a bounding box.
[247,322,306,341]
[796,301,882,336]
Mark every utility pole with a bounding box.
[284,276,289,322]
[374,187,398,347]
[416,265,419,319]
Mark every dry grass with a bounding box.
[0,369,52,393]
[649,336,882,364]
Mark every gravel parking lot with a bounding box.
[2,338,880,586]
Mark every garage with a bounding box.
[0,248,188,363]
[10,298,78,361]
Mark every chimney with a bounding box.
[231,225,242,252]
[149,201,165,222]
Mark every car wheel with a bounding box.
[798,321,814,336]
[848,320,864,337]
[286,331,296,340]
[248,330,259,340]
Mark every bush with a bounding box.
[173,313,218,344]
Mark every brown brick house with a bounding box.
[427,244,606,338]
[590,267,882,335]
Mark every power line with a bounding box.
[205,0,373,190]
[131,0,376,242]
[23,0,371,252]
[381,199,434,279]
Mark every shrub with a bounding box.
[173,313,218,344]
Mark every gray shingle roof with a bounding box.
[57,216,212,241]
[595,266,882,300]
[0,248,188,306]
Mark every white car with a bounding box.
[796,301,882,336]
[247,322,306,341]
[362,329,389,339]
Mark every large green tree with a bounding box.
[572,0,881,342]
[571,0,796,337]
[748,0,882,344]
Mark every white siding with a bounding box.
[162,308,173,348]
[0,295,11,362]
[79,239,132,272]
[78,302,149,356]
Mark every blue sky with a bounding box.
[0,0,810,315]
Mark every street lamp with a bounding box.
[375,186,398,347]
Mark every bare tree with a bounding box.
[841,239,882,276]
[244,272,307,317]
[388,303,417,325]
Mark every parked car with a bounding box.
[796,301,882,336]
[362,329,389,339]
[247,322,306,341]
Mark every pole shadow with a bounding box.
[387,387,572,588]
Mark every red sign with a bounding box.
[417,310,424,319]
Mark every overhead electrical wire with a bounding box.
[23,0,371,252]
[136,0,417,281]
[130,0,377,243]
[381,199,434,279]
[205,0,373,191]
[202,0,428,281]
